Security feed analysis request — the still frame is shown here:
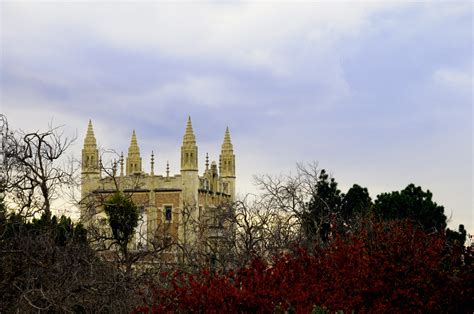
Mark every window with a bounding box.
[164,205,172,222]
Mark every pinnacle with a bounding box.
[221,126,233,152]
[84,119,97,147]
[224,126,231,144]
[186,116,194,135]
[183,116,196,145]
[128,129,140,155]
[131,130,138,146]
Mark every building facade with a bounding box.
[80,117,235,251]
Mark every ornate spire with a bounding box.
[219,126,235,178]
[150,151,155,176]
[166,160,170,178]
[205,152,209,170]
[120,152,124,176]
[221,126,233,152]
[181,116,198,171]
[99,156,102,178]
[182,116,196,145]
[126,129,142,175]
[129,130,140,154]
[82,119,99,174]
[112,159,117,177]
[84,119,97,147]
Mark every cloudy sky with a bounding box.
[1,2,472,231]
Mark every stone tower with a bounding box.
[180,116,199,205]
[219,127,236,202]
[82,120,99,175]
[126,130,142,175]
[81,120,100,218]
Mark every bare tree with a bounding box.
[2,116,77,219]
[0,116,140,312]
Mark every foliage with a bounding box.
[303,170,372,242]
[0,121,469,314]
[2,212,87,246]
[446,224,467,247]
[104,191,139,254]
[135,220,473,313]
[373,184,447,232]
[340,184,372,221]
[0,212,136,312]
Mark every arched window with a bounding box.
[164,205,173,222]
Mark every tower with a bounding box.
[180,116,199,208]
[126,130,142,175]
[82,120,99,175]
[181,116,198,171]
[81,120,100,220]
[219,127,236,202]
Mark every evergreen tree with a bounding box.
[446,224,467,247]
[104,192,138,255]
[304,169,342,241]
[373,184,447,232]
[340,184,372,221]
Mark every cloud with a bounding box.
[1,2,472,231]
[434,67,472,93]
[1,2,403,73]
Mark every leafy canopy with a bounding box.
[373,184,447,232]
[104,192,139,252]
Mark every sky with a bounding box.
[0,2,472,233]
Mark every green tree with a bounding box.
[303,170,374,242]
[104,192,138,256]
[0,212,134,312]
[446,224,467,247]
[340,184,372,221]
[304,169,342,241]
[373,184,447,232]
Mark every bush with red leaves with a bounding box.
[134,220,473,313]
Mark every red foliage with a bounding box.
[134,220,473,313]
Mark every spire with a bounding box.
[112,159,117,177]
[84,119,97,147]
[181,116,198,171]
[166,160,170,178]
[182,116,196,145]
[221,126,233,152]
[219,126,235,178]
[126,129,142,175]
[205,152,209,170]
[99,156,102,178]
[150,151,155,176]
[127,129,141,156]
[120,152,124,176]
[130,130,139,149]
[82,119,99,174]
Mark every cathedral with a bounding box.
[80,117,236,251]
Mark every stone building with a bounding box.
[80,117,235,252]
